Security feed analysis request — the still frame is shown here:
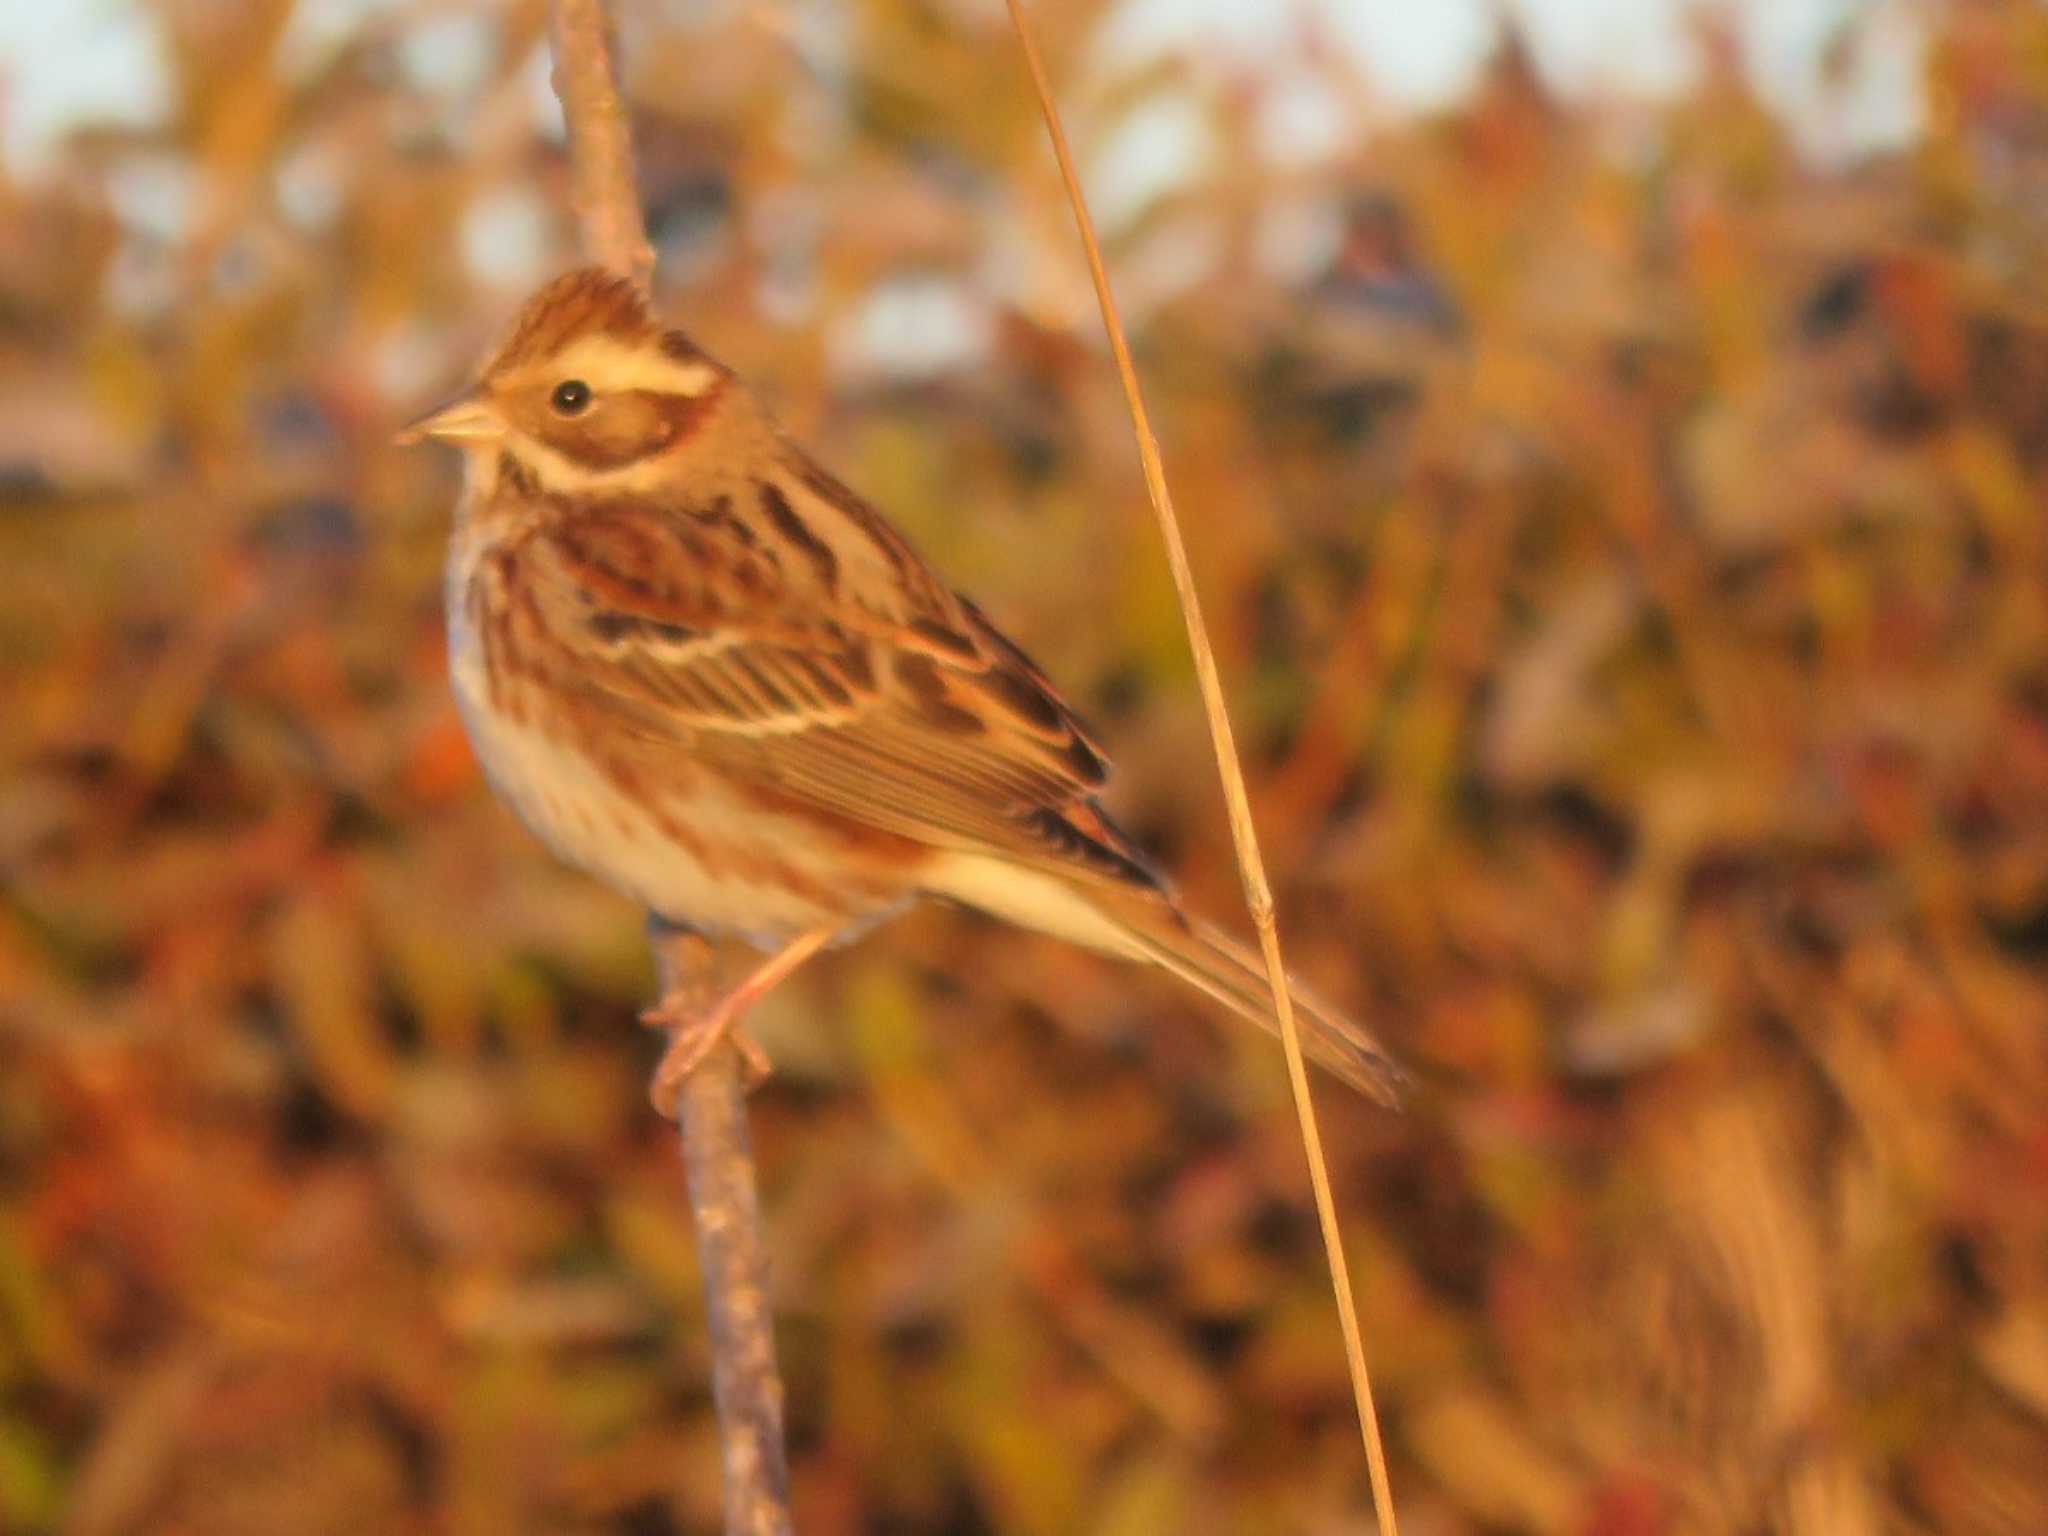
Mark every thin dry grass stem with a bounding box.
[999,3,1400,1530]
[547,5,791,1532]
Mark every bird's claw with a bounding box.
[642,998,774,1117]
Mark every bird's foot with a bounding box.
[642,995,774,1116]
[640,926,835,1117]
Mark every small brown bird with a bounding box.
[404,268,1400,1109]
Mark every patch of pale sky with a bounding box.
[0,0,1927,388]
[0,1,1920,182]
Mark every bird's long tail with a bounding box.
[923,852,1404,1105]
[1109,895,1405,1106]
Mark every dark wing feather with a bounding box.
[517,494,1163,890]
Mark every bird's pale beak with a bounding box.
[396,387,503,446]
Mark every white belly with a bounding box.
[444,547,890,943]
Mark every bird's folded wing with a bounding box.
[519,498,1161,889]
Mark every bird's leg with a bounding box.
[643,927,835,1115]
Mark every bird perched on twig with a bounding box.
[402,268,1402,1111]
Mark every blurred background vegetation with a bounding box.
[3,1,2047,1532]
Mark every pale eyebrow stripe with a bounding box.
[566,338,721,398]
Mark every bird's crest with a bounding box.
[489,267,654,374]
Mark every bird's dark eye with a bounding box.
[551,379,592,415]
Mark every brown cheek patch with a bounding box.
[534,384,723,471]
[651,381,722,447]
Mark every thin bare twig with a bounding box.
[998,4,1401,1531]
[545,5,791,1532]
[653,929,795,1536]
[547,0,655,291]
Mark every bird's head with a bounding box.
[400,267,730,491]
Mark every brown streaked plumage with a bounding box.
[405,267,1403,1106]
